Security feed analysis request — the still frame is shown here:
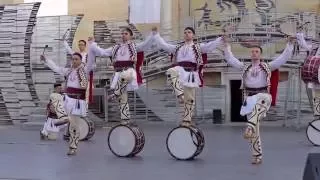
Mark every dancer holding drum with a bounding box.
[296,32,320,146]
[40,83,68,140]
[61,31,95,141]
[88,27,156,157]
[40,47,94,155]
[152,27,223,160]
[222,35,295,164]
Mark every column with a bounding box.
[160,0,172,40]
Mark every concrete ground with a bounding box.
[0,122,317,180]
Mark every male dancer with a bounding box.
[296,32,320,115]
[88,27,155,125]
[222,35,295,164]
[152,27,223,126]
[40,83,68,140]
[62,35,94,140]
[41,50,94,155]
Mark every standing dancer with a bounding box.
[40,83,68,140]
[88,27,156,125]
[222,35,295,164]
[40,49,94,155]
[152,27,223,126]
[62,34,94,140]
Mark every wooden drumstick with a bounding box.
[53,28,70,41]
[42,45,48,55]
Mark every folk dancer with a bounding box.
[222,35,295,164]
[40,50,94,155]
[88,27,156,125]
[296,32,320,116]
[152,27,223,126]
[40,83,68,140]
[62,37,94,139]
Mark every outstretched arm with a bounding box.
[88,42,112,57]
[136,32,156,52]
[153,33,176,53]
[223,43,244,69]
[200,37,224,53]
[40,55,68,76]
[269,42,294,70]
[63,40,74,55]
[296,32,313,51]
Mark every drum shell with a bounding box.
[166,125,205,160]
[107,124,145,157]
[65,117,95,141]
[302,56,320,84]
[306,119,320,146]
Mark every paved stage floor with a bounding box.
[0,123,317,180]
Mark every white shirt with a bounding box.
[224,42,294,88]
[154,33,223,63]
[87,32,156,62]
[64,41,87,63]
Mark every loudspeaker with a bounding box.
[303,153,320,180]
[212,109,222,124]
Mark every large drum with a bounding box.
[107,124,145,157]
[166,125,205,160]
[64,117,95,141]
[301,56,320,84]
[306,119,320,146]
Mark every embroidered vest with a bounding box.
[64,65,88,89]
[240,62,271,95]
[173,43,203,65]
[111,42,137,62]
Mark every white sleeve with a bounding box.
[153,33,176,53]
[269,43,294,70]
[63,41,74,55]
[88,42,112,57]
[296,32,312,51]
[200,37,223,53]
[45,59,69,76]
[136,32,156,52]
[223,44,244,69]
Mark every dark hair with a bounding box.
[78,40,86,46]
[72,52,82,60]
[251,45,263,54]
[123,27,133,36]
[184,27,195,34]
[54,83,61,88]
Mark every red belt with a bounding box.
[66,87,86,100]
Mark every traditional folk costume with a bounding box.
[45,57,94,155]
[296,33,320,116]
[40,91,68,140]
[63,41,94,140]
[153,33,223,126]
[223,41,294,164]
[88,33,155,124]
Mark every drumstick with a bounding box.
[42,45,48,55]
[40,45,48,63]
[53,28,70,41]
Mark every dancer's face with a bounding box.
[121,30,132,42]
[251,47,261,61]
[184,29,194,41]
[54,86,62,93]
[72,54,82,68]
[78,40,86,52]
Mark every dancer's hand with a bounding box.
[88,37,95,44]
[40,55,46,63]
[287,35,296,44]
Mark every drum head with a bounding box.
[306,119,320,146]
[78,118,89,140]
[166,126,198,160]
[108,125,136,157]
